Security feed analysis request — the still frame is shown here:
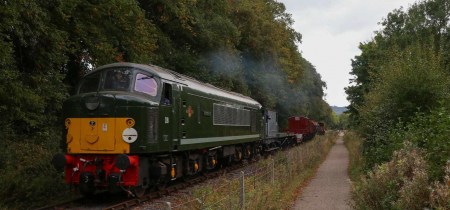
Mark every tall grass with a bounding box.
[343,132,364,182]
[345,134,450,210]
[172,131,339,210]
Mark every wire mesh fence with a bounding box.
[168,132,338,210]
[169,150,293,210]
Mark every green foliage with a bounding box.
[352,146,431,210]
[344,1,450,208]
[346,0,450,123]
[0,0,335,208]
[357,43,450,169]
[343,132,364,182]
[351,141,450,210]
[329,111,340,129]
[388,104,450,180]
[0,141,69,209]
[345,40,384,123]
[137,0,333,129]
[338,113,350,130]
[0,0,157,208]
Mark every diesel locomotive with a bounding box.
[52,63,296,197]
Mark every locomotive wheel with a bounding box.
[156,181,167,191]
[131,186,146,198]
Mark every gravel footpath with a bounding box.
[293,132,351,210]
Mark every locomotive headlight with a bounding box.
[65,119,71,128]
[126,119,135,127]
[122,128,138,143]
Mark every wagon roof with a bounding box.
[289,116,309,120]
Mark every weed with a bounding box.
[172,131,339,210]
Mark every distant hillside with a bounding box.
[331,106,348,115]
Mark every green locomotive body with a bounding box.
[53,63,292,197]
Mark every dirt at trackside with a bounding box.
[293,132,351,210]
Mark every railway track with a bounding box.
[104,163,245,210]
[34,162,245,210]
[35,139,311,210]
[35,199,83,210]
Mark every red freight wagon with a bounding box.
[284,116,317,142]
[308,120,317,140]
[318,122,325,135]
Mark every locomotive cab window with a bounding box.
[79,74,101,94]
[161,83,172,106]
[134,74,158,96]
[104,69,132,90]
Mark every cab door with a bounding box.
[159,82,175,151]
[171,84,180,150]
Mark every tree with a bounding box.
[338,113,350,130]
[358,43,450,168]
[0,0,157,208]
[0,0,335,208]
[346,0,450,124]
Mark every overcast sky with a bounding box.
[279,0,417,107]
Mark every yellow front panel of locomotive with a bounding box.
[80,118,99,151]
[98,118,115,151]
[66,118,130,154]
[66,118,81,153]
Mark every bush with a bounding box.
[0,136,70,209]
[357,42,450,170]
[352,145,430,209]
[349,103,450,210]
[388,104,450,180]
[352,144,450,210]
[343,132,364,182]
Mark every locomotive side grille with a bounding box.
[251,112,257,133]
[198,102,201,124]
[213,104,250,126]
[147,107,159,143]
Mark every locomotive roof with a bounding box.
[85,63,262,108]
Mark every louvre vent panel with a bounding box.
[251,113,257,133]
[213,104,250,126]
[147,107,159,143]
[198,102,201,123]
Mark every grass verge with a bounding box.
[344,132,450,210]
[343,131,364,182]
[170,131,339,210]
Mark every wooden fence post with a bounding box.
[287,152,291,177]
[201,195,204,210]
[229,181,232,210]
[271,159,274,184]
[240,171,245,209]
[164,202,171,210]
